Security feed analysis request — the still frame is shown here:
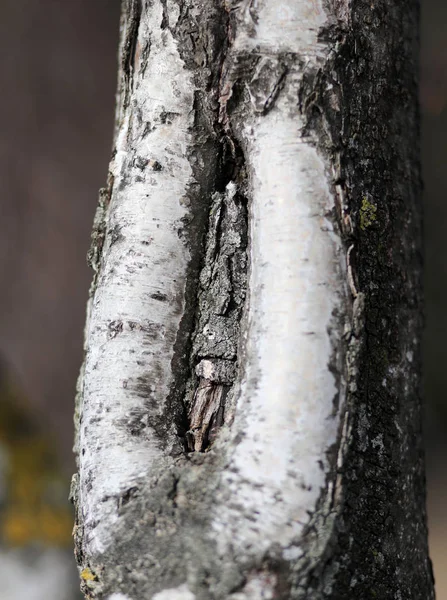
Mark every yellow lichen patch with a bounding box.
[81,567,97,582]
[0,370,73,547]
[360,196,377,230]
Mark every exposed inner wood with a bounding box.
[186,379,227,452]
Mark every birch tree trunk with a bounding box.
[73,0,434,598]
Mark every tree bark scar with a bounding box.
[184,182,247,452]
[186,378,227,452]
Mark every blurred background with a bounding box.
[0,1,120,598]
[422,0,447,596]
[0,0,445,598]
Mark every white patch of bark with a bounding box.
[212,0,346,558]
[79,1,195,555]
[151,584,196,600]
[233,0,327,56]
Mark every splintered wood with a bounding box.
[186,380,226,452]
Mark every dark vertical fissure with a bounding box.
[145,1,250,454]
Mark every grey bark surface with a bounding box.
[73,1,434,599]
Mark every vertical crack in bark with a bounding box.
[178,3,252,453]
[152,0,251,454]
[184,182,248,452]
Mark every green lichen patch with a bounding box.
[360,196,377,230]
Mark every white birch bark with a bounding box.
[74,1,433,599]
[210,3,346,559]
[78,0,194,553]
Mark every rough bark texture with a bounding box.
[74,1,434,599]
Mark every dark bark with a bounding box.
[298,1,433,597]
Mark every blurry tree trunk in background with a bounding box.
[0,2,120,599]
[74,1,434,599]
[0,0,120,471]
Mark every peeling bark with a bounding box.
[74,1,434,599]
